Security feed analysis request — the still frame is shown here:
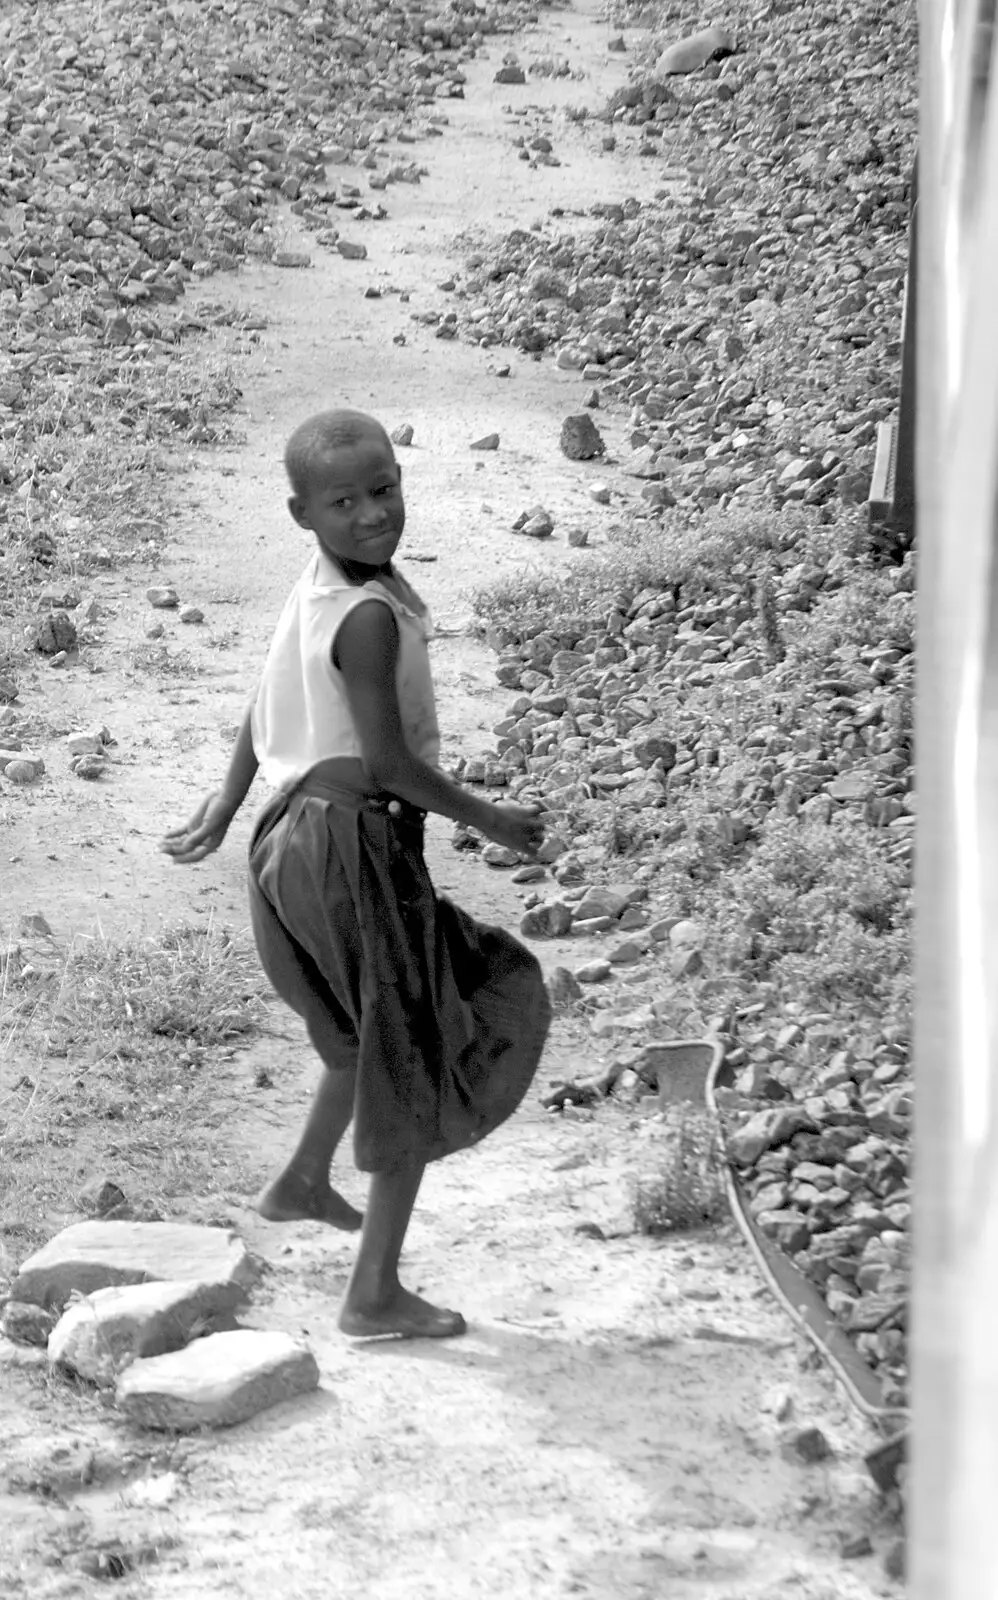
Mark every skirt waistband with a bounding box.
[291,770,425,824]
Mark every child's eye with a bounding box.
[332,497,353,509]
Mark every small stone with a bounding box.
[39,587,81,610]
[560,413,605,461]
[548,967,583,1007]
[575,959,612,983]
[470,433,500,451]
[35,611,77,655]
[780,1423,832,1463]
[883,1538,905,1581]
[575,886,630,921]
[336,240,367,260]
[72,754,108,780]
[482,843,520,867]
[147,587,179,610]
[146,623,165,640]
[67,732,105,758]
[0,676,18,703]
[179,606,204,625]
[840,1533,873,1559]
[512,505,555,539]
[609,940,644,966]
[494,64,526,84]
[4,759,39,785]
[273,250,311,269]
[669,919,705,950]
[115,1329,319,1431]
[520,900,573,938]
[13,1221,256,1313]
[2,1301,59,1348]
[77,1178,128,1218]
[567,527,589,548]
[391,424,415,447]
[512,863,546,883]
[588,483,611,505]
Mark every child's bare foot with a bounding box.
[338,1285,466,1340]
[256,1172,363,1231]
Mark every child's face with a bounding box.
[290,434,405,570]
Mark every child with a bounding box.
[162,409,551,1340]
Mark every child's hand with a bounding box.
[161,792,237,865]
[482,800,545,859]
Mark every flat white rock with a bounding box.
[116,1330,320,1431]
[13,1221,255,1311]
[48,1278,248,1387]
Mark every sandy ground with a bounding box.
[1,3,901,1595]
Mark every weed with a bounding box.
[632,1106,727,1234]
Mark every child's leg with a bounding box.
[339,1159,466,1338]
[256,1012,363,1231]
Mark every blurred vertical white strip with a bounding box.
[914,0,998,1594]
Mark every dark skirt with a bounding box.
[247,775,551,1172]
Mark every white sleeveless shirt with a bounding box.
[250,549,441,789]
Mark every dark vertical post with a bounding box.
[894,157,918,541]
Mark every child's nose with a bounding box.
[359,497,388,527]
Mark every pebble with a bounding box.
[392,424,415,447]
[147,588,179,610]
[560,413,605,461]
[179,605,204,625]
[116,1329,319,1432]
[575,960,611,984]
[470,433,500,451]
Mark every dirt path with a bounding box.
[2,3,899,1595]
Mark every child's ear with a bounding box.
[288,495,310,530]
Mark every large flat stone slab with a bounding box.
[116,1330,320,1431]
[48,1279,248,1388]
[12,1222,256,1312]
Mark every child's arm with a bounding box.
[161,705,259,864]
[338,600,544,858]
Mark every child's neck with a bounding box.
[331,554,394,586]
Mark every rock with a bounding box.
[77,1178,128,1219]
[470,433,500,451]
[336,240,367,260]
[179,606,204,625]
[575,960,612,984]
[560,413,605,461]
[609,939,644,965]
[49,1279,248,1388]
[883,1538,906,1581]
[0,676,18,703]
[35,611,77,655]
[574,886,631,921]
[147,587,179,610]
[840,1533,874,1560]
[513,506,555,539]
[116,1329,319,1431]
[588,483,611,505]
[727,1107,818,1168]
[567,527,589,548]
[273,250,311,269]
[482,844,520,867]
[780,1423,832,1463]
[494,64,526,84]
[67,730,109,758]
[519,900,573,938]
[548,967,583,1007]
[12,1222,256,1313]
[391,424,415,447]
[2,1301,59,1349]
[669,919,705,950]
[4,758,41,784]
[71,754,108,780]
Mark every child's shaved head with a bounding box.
[285,410,395,499]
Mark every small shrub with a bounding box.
[632,1106,727,1234]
